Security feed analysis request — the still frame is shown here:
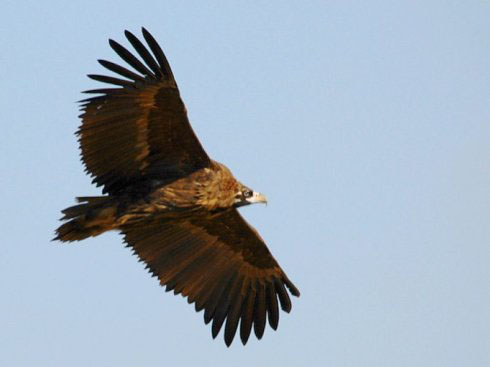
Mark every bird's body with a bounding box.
[58,160,249,237]
[55,28,299,346]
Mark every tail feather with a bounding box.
[54,196,117,242]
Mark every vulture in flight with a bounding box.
[55,28,299,346]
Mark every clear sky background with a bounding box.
[1,1,489,366]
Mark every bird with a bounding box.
[55,28,299,346]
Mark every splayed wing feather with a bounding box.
[142,27,174,81]
[87,74,134,87]
[109,38,154,77]
[98,59,146,82]
[266,282,280,330]
[239,285,256,345]
[124,30,163,77]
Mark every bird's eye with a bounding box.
[244,190,253,198]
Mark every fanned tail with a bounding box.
[54,196,117,242]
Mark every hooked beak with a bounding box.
[246,191,268,205]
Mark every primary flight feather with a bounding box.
[55,28,299,346]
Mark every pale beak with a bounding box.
[247,191,268,205]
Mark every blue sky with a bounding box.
[1,1,489,366]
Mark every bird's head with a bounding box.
[234,184,268,208]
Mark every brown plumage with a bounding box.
[55,28,299,346]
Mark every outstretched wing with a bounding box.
[122,208,300,346]
[78,28,211,195]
